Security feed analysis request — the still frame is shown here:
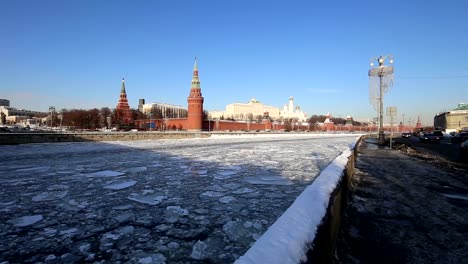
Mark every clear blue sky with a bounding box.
[2,0,467,125]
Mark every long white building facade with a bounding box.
[140,102,188,119]
[209,97,308,122]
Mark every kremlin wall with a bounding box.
[116,58,412,133]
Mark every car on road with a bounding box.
[0,127,11,133]
[433,130,444,137]
[461,140,468,160]
[451,132,468,143]
[401,132,412,138]
[419,133,441,143]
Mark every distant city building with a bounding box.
[0,100,47,125]
[141,102,187,119]
[454,102,468,110]
[209,96,307,122]
[115,78,133,125]
[138,99,145,112]
[0,99,10,107]
[434,108,468,133]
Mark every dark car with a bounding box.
[451,132,468,143]
[401,132,412,138]
[0,127,11,133]
[461,140,468,161]
[419,133,441,143]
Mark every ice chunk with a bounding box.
[219,196,236,204]
[167,242,179,249]
[15,166,51,172]
[128,194,166,205]
[60,227,79,237]
[125,167,147,173]
[215,170,237,179]
[194,169,208,175]
[223,183,241,190]
[223,221,255,246]
[138,254,166,264]
[200,191,224,198]
[165,206,189,223]
[112,204,134,210]
[32,191,69,202]
[8,215,43,227]
[232,187,254,194]
[104,180,137,190]
[87,170,125,177]
[244,176,292,185]
[191,240,208,260]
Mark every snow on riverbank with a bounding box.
[235,138,358,264]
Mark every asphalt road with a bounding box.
[393,135,467,163]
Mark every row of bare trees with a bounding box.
[55,107,144,129]
[54,106,189,130]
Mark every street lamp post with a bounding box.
[369,55,394,145]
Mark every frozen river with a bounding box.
[0,134,358,263]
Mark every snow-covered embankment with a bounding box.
[235,136,361,264]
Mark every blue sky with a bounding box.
[2,0,467,125]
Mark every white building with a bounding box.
[141,102,188,119]
[0,105,47,125]
[280,97,308,122]
[209,97,308,122]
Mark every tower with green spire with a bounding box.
[187,58,204,131]
[116,78,132,125]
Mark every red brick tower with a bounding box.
[415,116,422,129]
[116,78,133,124]
[187,58,204,131]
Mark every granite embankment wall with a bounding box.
[306,136,362,263]
[0,132,211,145]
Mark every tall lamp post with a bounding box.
[369,55,394,145]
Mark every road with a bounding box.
[394,135,467,163]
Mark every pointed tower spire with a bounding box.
[416,115,422,128]
[121,78,126,94]
[116,77,132,125]
[117,78,130,111]
[193,57,198,75]
[191,57,200,89]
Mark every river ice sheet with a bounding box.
[0,134,358,263]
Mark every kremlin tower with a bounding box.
[116,78,133,125]
[187,58,204,131]
[324,112,334,131]
[415,116,422,129]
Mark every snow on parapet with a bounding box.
[211,133,361,139]
[235,138,358,264]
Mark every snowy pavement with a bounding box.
[0,134,358,263]
[335,138,468,263]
